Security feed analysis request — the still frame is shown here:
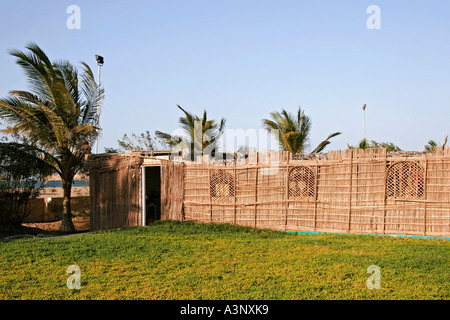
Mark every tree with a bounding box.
[0,43,103,232]
[105,130,169,153]
[425,136,448,152]
[348,138,369,150]
[0,135,52,230]
[155,105,226,160]
[262,107,341,154]
[347,139,402,152]
[372,141,402,152]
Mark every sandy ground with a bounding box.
[23,216,90,233]
[1,216,90,239]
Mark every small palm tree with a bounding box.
[0,43,103,232]
[348,139,402,152]
[425,135,448,152]
[347,138,370,150]
[155,105,226,160]
[262,107,341,154]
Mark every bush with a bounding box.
[0,137,52,229]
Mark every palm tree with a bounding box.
[0,43,103,232]
[155,105,226,160]
[348,139,402,152]
[425,135,448,152]
[262,107,341,154]
[347,138,370,150]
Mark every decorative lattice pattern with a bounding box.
[386,161,424,200]
[288,166,316,199]
[210,170,235,202]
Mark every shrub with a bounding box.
[0,136,51,229]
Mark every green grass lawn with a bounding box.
[0,220,448,300]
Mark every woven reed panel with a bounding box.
[288,166,316,199]
[386,161,424,200]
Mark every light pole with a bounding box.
[362,104,367,141]
[95,55,104,154]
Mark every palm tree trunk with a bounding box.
[60,179,75,232]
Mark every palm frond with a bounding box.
[155,131,183,147]
[79,62,103,128]
[311,132,342,154]
[54,60,80,120]
[9,43,57,106]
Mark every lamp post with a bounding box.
[95,55,104,154]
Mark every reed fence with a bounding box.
[85,148,450,237]
[181,148,450,237]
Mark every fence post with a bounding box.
[209,167,212,223]
[233,164,237,225]
[382,158,388,235]
[347,151,354,233]
[313,163,319,231]
[284,165,289,231]
[423,158,428,236]
[254,166,258,228]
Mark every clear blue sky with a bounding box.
[1,0,449,152]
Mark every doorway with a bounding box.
[143,166,161,225]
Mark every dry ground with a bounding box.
[1,216,90,239]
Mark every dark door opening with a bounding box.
[144,166,161,225]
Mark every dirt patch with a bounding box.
[1,216,90,239]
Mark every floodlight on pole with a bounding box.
[95,55,104,154]
[96,55,104,66]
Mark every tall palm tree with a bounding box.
[0,43,103,232]
[155,105,226,160]
[262,107,341,154]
